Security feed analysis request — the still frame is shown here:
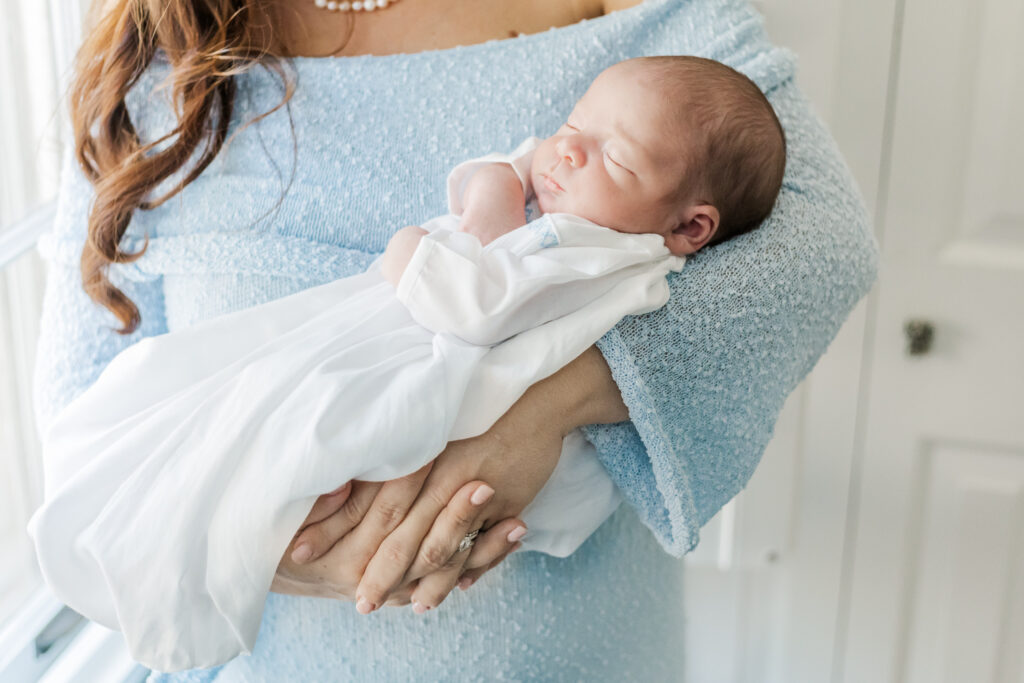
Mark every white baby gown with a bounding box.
[28,139,686,671]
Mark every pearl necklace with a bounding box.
[313,0,396,11]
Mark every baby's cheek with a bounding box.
[569,188,611,225]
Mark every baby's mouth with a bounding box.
[542,174,565,193]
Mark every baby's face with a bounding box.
[531,63,691,238]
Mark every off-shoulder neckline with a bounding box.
[287,0,665,65]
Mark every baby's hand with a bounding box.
[459,163,526,246]
[381,225,428,287]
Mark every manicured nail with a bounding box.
[291,543,312,563]
[470,484,494,506]
[412,601,429,615]
[458,576,473,591]
[506,526,527,543]
[356,597,374,615]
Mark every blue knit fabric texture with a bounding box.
[34,0,876,678]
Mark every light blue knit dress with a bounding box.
[33,0,877,679]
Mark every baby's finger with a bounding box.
[289,481,381,564]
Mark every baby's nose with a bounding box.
[556,138,586,168]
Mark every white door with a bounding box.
[839,0,1024,681]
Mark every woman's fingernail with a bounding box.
[470,484,495,506]
[412,601,429,615]
[356,597,374,615]
[458,576,473,591]
[291,543,313,563]
[506,526,527,543]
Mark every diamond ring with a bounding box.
[458,529,480,553]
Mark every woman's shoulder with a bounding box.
[124,56,178,144]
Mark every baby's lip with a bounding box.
[542,174,565,193]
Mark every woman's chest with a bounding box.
[272,0,606,58]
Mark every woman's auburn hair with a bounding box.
[73,0,294,334]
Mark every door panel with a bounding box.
[840,0,1024,680]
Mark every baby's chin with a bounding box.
[536,193,572,216]
[536,194,553,214]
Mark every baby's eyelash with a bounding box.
[604,152,631,173]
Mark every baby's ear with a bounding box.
[663,204,720,256]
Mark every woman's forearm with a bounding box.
[517,345,629,438]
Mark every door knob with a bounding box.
[904,319,934,356]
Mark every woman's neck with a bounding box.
[266,0,607,58]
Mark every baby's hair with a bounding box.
[630,56,787,245]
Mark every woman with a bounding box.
[34,0,876,678]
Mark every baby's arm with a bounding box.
[380,162,526,286]
[392,218,680,347]
[380,225,428,287]
[458,163,527,246]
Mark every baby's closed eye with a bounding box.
[604,152,627,170]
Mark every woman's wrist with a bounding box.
[518,345,629,438]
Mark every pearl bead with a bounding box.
[312,0,397,11]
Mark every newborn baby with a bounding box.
[29,56,785,672]
[382,55,785,281]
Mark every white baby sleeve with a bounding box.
[394,216,683,347]
[446,137,541,215]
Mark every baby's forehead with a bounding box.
[595,63,699,126]
[604,59,702,95]
[610,59,766,142]
[625,72,701,150]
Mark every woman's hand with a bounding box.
[272,345,628,612]
[355,345,629,614]
[354,410,564,614]
[272,468,527,605]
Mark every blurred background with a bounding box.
[1,0,1022,681]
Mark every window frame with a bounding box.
[1,2,148,680]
